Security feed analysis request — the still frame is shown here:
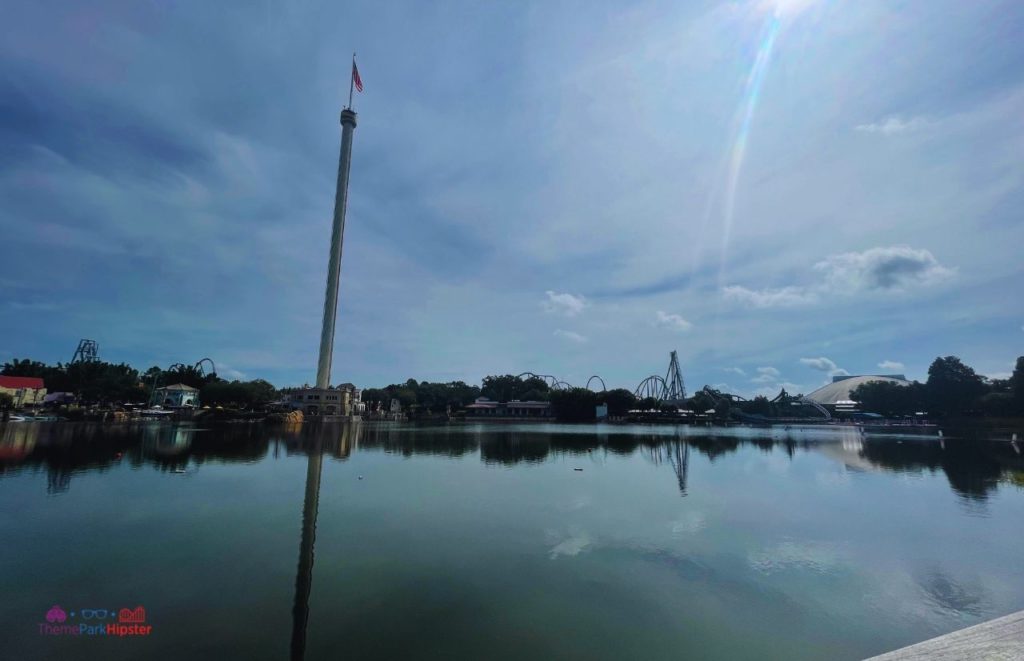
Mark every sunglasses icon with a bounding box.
[81,610,109,619]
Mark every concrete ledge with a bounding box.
[865,610,1024,660]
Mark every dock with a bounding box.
[866,610,1024,660]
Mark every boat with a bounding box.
[139,407,175,418]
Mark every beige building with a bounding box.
[0,376,47,408]
[287,383,361,417]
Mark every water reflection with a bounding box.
[2,421,1023,660]
[917,569,988,617]
[291,437,323,661]
[1,422,1022,502]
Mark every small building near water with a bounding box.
[287,383,361,417]
[152,383,199,408]
[0,376,47,408]
[465,397,552,421]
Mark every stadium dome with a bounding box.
[805,375,910,406]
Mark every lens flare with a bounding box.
[717,14,781,287]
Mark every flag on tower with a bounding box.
[352,60,363,93]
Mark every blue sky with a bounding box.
[2,0,1022,397]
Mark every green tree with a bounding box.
[637,396,660,411]
[2,358,48,377]
[601,389,637,416]
[200,379,278,409]
[850,380,924,417]
[549,388,598,422]
[743,396,772,417]
[925,356,986,416]
[481,374,549,402]
[1011,356,1024,411]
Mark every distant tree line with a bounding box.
[2,358,279,409]
[6,353,1021,419]
[851,355,1024,418]
[361,379,482,415]
[3,358,147,403]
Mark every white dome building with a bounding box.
[805,375,910,407]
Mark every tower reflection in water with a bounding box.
[289,422,359,661]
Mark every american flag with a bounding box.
[352,60,363,93]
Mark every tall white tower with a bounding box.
[315,108,357,389]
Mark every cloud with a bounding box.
[751,366,780,383]
[800,357,848,377]
[723,367,746,376]
[6,301,59,312]
[547,527,593,559]
[553,329,587,344]
[722,285,818,309]
[542,290,586,317]
[215,362,247,380]
[855,116,932,135]
[878,360,905,371]
[724,246,954,309]
[654,310,693,332]
[752,382,807,398]
[814,246,954,292]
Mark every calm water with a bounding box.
[2,421,1023,660]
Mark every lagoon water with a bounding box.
[2,421,1023,660]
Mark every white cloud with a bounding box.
[723,367,746,376]
[547,527,593,559]
[215,363,248,380]
[724,246,954,309]
[751,366,781,383]
[752,382,807,398]
[722,285,818,308]
[878,360,905,371]
[855,115,932,135]
[654,310,693,332]
[814,246,954,292]
[553,329,588,344]
[800,357,848,377]
[986,372,1012,381]
[542,290,587,317]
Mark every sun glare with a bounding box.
[762,0,820,18]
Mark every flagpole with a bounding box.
[348,52,355,109]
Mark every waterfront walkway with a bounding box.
[866,610,1024,660]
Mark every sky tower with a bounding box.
[315,105,357,390]
[314,56,363,393]
[284,58,363,418]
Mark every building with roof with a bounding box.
[0,376,47,408]
[287,383,360,417]
[152,383,199,408]
[465,397,552,420]
[805,374,911,411]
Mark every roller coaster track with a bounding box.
[515,373,570,391]
[632,351,688,404]
[634,375,668,401]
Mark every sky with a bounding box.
[1,0,1022,397]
